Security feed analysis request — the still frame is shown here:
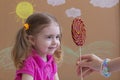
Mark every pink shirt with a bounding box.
[15,50,57,80]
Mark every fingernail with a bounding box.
[76,61,80,65]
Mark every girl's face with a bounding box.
[31,22,61,56]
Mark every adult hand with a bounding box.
[76,54,103,77]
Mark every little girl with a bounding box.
[12,12,63,80]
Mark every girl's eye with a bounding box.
[56,35,60,39]
[46,35,60,39]
[47,36,52,39]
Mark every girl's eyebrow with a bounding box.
[45,34,60,36]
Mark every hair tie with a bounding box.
[24,23,29,30]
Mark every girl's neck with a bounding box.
[41,55,47,62]
[35,49,48,62]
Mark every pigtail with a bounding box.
[53,48,63,64]
[53,24,63,64]
[12,28,31,69]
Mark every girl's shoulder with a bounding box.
[24,50,39,65]
[23,54,37,67]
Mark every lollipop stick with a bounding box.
[79,47,83,80]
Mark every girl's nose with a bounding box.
[52,38,58,45]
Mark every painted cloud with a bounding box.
[65,8,81,18]
[90,0,119,8]
[47,0,65,6]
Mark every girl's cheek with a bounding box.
[57,41,60,45]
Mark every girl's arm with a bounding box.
[22,74,33,80]
[108,57,120,72]
[54,72,59,80]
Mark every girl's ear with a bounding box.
[28,35,35,46]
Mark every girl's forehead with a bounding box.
[39,24,60,35]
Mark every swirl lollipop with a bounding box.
[71,17,86,46]
[71,17,86,80]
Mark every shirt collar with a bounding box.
[31,49,54,68]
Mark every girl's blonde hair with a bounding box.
[12,12,63,69]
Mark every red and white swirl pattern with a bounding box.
[71,17,86,46]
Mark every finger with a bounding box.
[82,67,90,73]
[78,61,91,68]
[83,69,94,78]
[76,66,86,76]
[76,66,81,75]
[76,58,89,67]
[77,54,91,62]
[76,60,85,66]
[81,54,92,60]
[77,67,89,76]
[76,60,80,66]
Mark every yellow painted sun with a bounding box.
[16,1,34,21]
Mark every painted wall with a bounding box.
[0,0,119,80]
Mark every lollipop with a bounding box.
[71,17,86,80]
[71,17,86,46]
